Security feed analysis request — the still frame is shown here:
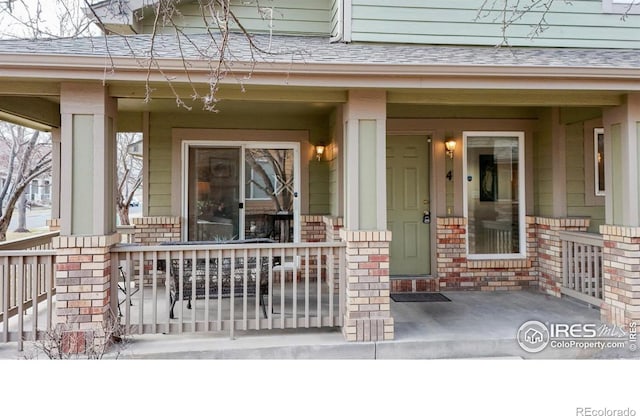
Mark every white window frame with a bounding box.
[594,128,605,197]
[462,131,526,260]
[603,0,640,14]
[181,140,301,243]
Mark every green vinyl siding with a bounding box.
[146,111,329,217]
[533,110,554,217]
[350,0,640,48]
[309,160,330,214]
[565,122,604,233]
[141,0,331,36]
[331,0,341,39]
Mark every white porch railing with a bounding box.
[0,231,59,251]
[0,250,56,350]
[110,242,346,338]
[559,231,604,307]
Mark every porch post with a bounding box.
[50,127,61,221]
[53,82,119,353]
[341,90,393,341]
[343,90,387,231]
[600,93,640,328]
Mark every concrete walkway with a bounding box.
[2,290,638,359]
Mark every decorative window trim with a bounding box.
[594,128,605,197]
[583,120,605,206]
[462,131,526,260]
[603,0,640,14]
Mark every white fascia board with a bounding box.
[1,53,640,91]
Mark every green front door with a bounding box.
[387,136,431,276]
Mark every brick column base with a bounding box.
[340,230,394,342]
[53,234,120,354]
[600,225,640,328]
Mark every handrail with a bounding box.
[0,231,60,251]
[111,241,346,253]
[558,231,603,247]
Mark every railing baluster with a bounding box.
[586,244,593,297]
[595,247,602,299]
[339,246,345,326]
[328,247,334,325]
[16,256,24,351]
[316,246,321,328]
[204,250,210,331]
[2,256,8,342]
[138,251,144,334]
[31,256,38,341]
[45,254,53,337]
[562,239,569,288]
[164,251,171,333]
[178,250,184,333]
[230,251,235,339]
[217,250,222,332]
[191,250,197,333]
[292,247,297,328]
[304,247,310,328]
[243,249,248,331]
[267,247,273,330]
[152,251,158,334]
[280,246,285,329]
[255,248,260,330]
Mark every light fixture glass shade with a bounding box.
[445,139,456,152]
[315,145,325,161]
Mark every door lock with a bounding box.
[422,211,431,224]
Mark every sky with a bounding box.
[0,0,98,39]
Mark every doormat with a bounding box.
[390,292,451,302]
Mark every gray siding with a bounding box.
[350,0,640,48]
[141,0,331,36]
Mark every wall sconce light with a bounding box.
[315,144,325,161]
[445,139,456,159]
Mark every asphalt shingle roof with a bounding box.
[1,33,640,69]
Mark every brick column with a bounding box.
[436,217,467,286]
[600,225,640,328]
[300,215,326,242]
[323,216,343,242]
[536,217,590,297]
[132,216,181,244]
[340,229,393,342]
[53,233,120,353]
[47,218,61,232]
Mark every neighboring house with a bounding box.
[0,171,52,207]
[1,0,640,348]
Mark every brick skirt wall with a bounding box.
[433,217,538,292]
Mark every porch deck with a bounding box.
[2,289,630,359]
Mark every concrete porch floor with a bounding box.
[2,290,638,359]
